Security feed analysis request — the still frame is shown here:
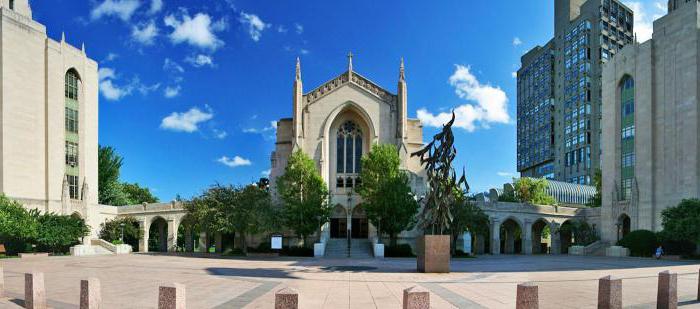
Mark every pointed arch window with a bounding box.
[336,121,363,188]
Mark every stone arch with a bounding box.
[330,204,348,239]
[500,218,522,254]
[177,214,196,252]
[617,213,631,240]
[148,216,168,252]
[559,219,575,254]
[531,218,551,254]
[351,204,369,239]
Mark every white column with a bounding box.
[139,220,149,253]
[491,219,501,255]
[523,220,533,255]
[167,219,178,252]
[550,223,561,255]
[198,232,208,253]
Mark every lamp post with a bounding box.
[120,222,125,243]
[615,222,621,242]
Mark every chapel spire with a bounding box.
[397,57,408,141]
[295,57,301,80]
[347,51,354,73]
[399,57,405,81]
[292,57,304,149]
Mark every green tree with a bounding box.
[276,150,331,247]
[513,178,557,205]
[0,195,39,255]
[358,144,419,246]
[450,193,489,255]
[587,169,602,208]
[220,185,274,254]
[99,216,142,247]
[123,183,159,204]
[661,199,700,246]
[35,213,90,254]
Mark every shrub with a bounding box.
[617,230,658,257]
[385,244,415,257]
[453,250,475,258]
[248,242,273,253]
[657,231,697,256]
[99,216,142,250]
[281,246,313,257]
[35,213,90,254]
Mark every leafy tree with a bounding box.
[0,195,39,255]
[558,220,599,246]
[220,185,274,254]
[513,178,557,205]
[661,199,700,246]
[276,150,331,247]
[450,193,489,255]
[617,230,657,257]
[35,213,90,254]
[185,189,226,249]
[358,144,419,246]
[587,169,602,208]
[99,216,142,248]
[123,183,159,204]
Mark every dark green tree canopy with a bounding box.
[98,146,159,206]
[661,199,700,245]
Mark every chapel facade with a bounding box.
[269,55,427,243]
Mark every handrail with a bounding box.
[91,239,117,253]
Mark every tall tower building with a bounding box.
[517,0,635,184]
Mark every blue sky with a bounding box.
[34,0,666,201]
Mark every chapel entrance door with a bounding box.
[351,218,368,239]
[330,218,347,238]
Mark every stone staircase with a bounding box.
[324,239,373,258]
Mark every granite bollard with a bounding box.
[158,283,185,309]
[25,272,47,309]
[657,271,677,309]
[402,286,430,309]
[598,275,622,309]
[80,278,101,309]
[697,269,699,301]
[516,282,539,309]
[0,263,4,298]
[275,287,299,309]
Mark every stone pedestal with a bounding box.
[402,286,429,309]
[25,272,47,309]
[158,283,185,309]
[516,282,538,309]
[313,243,325,257]
[569,245,585,255]
[373,243,384,258]
[80,278,101,309]
[657,271,677,309]
[275,287,298,309]
[598,276,622,309]
[416,235,450,273]
[605,246,629,257]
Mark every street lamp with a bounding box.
[120,222,126,243]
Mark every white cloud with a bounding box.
[239,12,269,42]
[261,169,271,177]
[511,71,517,79]
[512,37,522,46]
[213,129,228,139]
[99,67,159,101]
[217,156,252,168]
[294,23,304,34]
[90,0,141,22]
[103,53,119,62]
[149,0,163,14]
[185,54,214,67]
[164,85,181,98]
[417,65,510,132]
[164,12,226,50]
[497,172,517,177]
[277,25,288,33]
[300,49,310,55]
[622,1,665,42]
[163,58,185,74]
[132,20,158,45]
[100,80,129,101]
[243,121,277,134]
[98,68,116,80]
[160,106,214,133]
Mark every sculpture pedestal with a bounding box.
[416,235,450,273]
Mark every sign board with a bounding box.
[271,235,283,250]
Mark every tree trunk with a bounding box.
[241,233,248,255]
[451,233,457,256]
[390,234,397,247]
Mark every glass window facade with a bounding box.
[65,70,80,200]
[620,76,635,200]
[336,121,363,189]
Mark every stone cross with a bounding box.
[25,272,47,309]
[80,278,101,309]
[158,283,185,309]
[657,271,677,309]
[275,287,299,309]
[516,282,539,309]
[598,275,622,309]
[402,286,429,309]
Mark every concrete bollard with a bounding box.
[657,271,677,309]
[275,287,299,309]
[697,269,699,302]
[80,278,101,309]
[402,286,430,309]
[158,283,185,309]
[516,282,539,309]
[598,275,622,309]
[0,263,4,298]
[24,272,47,309]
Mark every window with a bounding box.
[66,142,78,166]
[9,0,14,10]
[336,121,363,188]
[67,175,79,200]
[620,76,635,200]
[65,108,78,133]
[65,70,79,100]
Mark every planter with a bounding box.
[568,245,585,255]
[19,253,49,259]
[417,235,450,273]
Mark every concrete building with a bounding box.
[0,0,99,225]
[601,0,700,243]
[269,55,427,253]
[518,0,635,184]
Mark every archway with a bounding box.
[351,205,368,239]
[531,219,550,254]
[559,220,574,254]
[177,215,196,252]
[618,214,631,240]
[500,219,522,254]
[330,205,348,239]
[148,217,168,252]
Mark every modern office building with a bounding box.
[601,0,700,243]
[0,0,99,218]
[518,0,634,184]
